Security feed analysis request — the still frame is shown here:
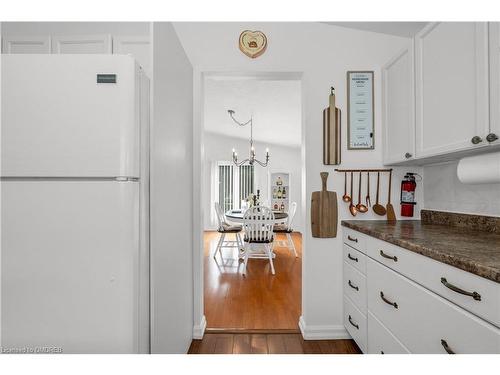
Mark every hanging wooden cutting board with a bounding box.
[311,172,338,238]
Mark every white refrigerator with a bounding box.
[1,54,150,353]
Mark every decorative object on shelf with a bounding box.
[347,71,374,150]
[270,172,289,212]
[228,109,270,167]
[335,168,393,221]
[239,30,268,59]
[311,172,338,238]
[323,87,342,165]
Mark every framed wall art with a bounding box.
[347,71,374,150]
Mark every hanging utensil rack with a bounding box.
[334,168,393,173]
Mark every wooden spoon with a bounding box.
[372,172,386,216]
[356,171,368,213]
[348,172,358,216]
[342,171,351,202]
[386,170,396,222]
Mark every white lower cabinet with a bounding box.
[344,296,367,353]
[367,256,500,354]
[343,228,500,354]
[367,311,410,354]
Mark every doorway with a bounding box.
[199,73,305,331]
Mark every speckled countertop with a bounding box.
[341,215,500,283]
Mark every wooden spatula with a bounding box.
[386,170,396,222]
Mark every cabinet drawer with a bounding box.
[343,261,367,313]
[367,258,500,353]
[367,236,500,327]
[344,296,367,353]
[367,311,410,354]
[343,228,367,254]
[343,244,366,275]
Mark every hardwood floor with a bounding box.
[188,333,361,354]
[204,231,302,330]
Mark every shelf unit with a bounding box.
[269,172,290,212]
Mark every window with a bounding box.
[215,161,255,213]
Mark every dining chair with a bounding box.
[273,201,298,257]
[242,206,276,275]
[213,202,243,259]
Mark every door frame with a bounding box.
[192,71,306,338]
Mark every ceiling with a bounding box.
[204,78,302,147]
[324,22,428,37]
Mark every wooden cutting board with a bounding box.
[311,172,338,238]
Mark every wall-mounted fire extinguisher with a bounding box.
[400,172,421,217]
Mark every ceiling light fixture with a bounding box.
[228,109,269,167]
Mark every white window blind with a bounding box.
[216,162,255,213]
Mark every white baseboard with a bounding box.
[299,316,351,340]
[192,315,207,339]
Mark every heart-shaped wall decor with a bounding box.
[239,30,268,59]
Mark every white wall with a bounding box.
[176,22,423,339]
[150,22,193,353]
[423,161,500,217]
[203,132,303,232]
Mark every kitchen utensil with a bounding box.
[342,171,351,202]
[311,172,338,238]
[323,87,341,165]
[372,172,386,216]
[365,172,371,207]
[356,171,368,213]
[348,172,358,216]
[386,170,396,222]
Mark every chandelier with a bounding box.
[228,109,270,167]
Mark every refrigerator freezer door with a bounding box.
[1,180,140,353]
[1,54,140,178]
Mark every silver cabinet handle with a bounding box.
[440,277,481,301]
[380,250,398,262]
[405,152,412,159]
[348,315,359,330]
[486,133,499,143]
[471,136,483,144]
[441,339,455,354]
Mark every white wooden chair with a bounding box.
[213,202,243,259]
[242,206,276,275]
[273,201,298,257]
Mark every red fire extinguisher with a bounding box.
[400,173,420,217]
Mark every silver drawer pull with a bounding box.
[347,253,358,262]
[347,235,358,243]
[441,339,455,354]
[379,250,398,262]
[348,315,359,330]
[348,280,359,291]
[380,291,398,309]
[440,277,481,301]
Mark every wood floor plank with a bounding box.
[250,334,268,354]
[187,334,361,355]
[267,334,287,354]
[214,334,234,354]
[232,334,252,354]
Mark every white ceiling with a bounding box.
[204,78,302,147]
[324,22,428,37]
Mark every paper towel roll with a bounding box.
[457,152,500,184]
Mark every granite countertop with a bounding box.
[341,217,500,283]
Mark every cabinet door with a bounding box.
[2,36,51,53]
[415,22,489,157]
[51,34,112,54]
[382,42,415,164]
[489,22,500,145]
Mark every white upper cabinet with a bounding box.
[415,22,490,157]
[2,36,51,54]
[51,34,112,54]
[382,41,415,164]
[489,22,500,145]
